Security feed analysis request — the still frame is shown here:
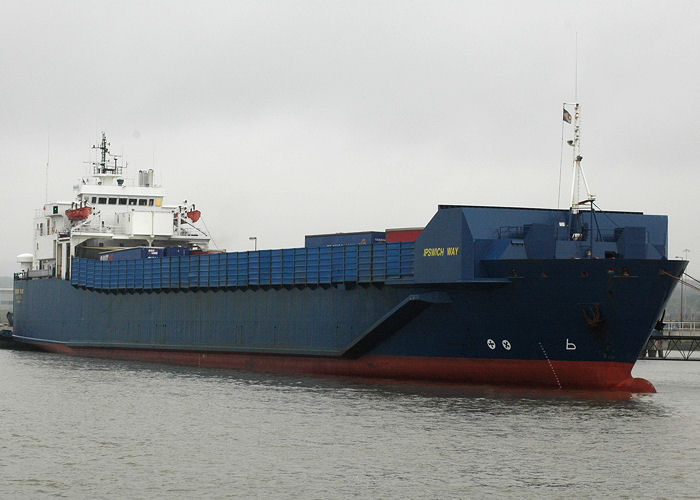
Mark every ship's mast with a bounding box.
[563,102,596,244]
[91,132,123,175]
[566,103,594,210]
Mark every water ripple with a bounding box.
[1,352,699,498]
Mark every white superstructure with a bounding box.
[29,132,209,279]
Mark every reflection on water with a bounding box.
[1,352,698,498]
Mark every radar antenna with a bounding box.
[91,132,124,175]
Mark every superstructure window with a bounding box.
[138,199,147,206]
[118,198,127,205]
[98,197,107,204]
[108,198,117,205]
[128,199,137,206]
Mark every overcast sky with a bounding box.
[0,0,698,277]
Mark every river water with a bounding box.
[1,351,698,498]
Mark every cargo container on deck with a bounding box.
[305,231,385,248]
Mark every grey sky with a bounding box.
[1,0,698,276]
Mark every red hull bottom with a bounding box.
[34,343,655,393]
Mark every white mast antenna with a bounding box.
[565,33,595,211]
[565,103,595,209]
[45,128,50,203]
[575,32,578,101]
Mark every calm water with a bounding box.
[1,352,698,499]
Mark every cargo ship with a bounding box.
[11,109,687,392]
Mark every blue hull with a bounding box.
[13,259,683,362]
[13,205,685,390]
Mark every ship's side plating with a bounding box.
[13,205,686,391]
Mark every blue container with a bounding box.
[117,261,127,289]
[282,249,295,285]
[305,231,385,248]
[209,257,220,287]
[306,248,319,284]
[94,261,103,288]
[143,259,154,289]
[179,258,189,288]
[75,240,410,291]
[319,247,332,284]
[294,248,306,284]
[372,244,387,281]
[71,258,80,285]
[358,246,372,282]
[126,260,135,288]
[248,251,259,285]
[386,243,401,279]
[259,250,271,285]
[331,246,344,283]
[169,257,180,288]
[70,257,80,285]
[99,247,164,262]
[236,252,248,286]
[271,250,282,285]
[226,252,238,287]
[344,246,358,282]
[107,262,117,289]
[164,247,190,257]
[134,260,144,289]
[159,258,170,288]
[126,261,136,288]
[184,254,195,287]
[400,242,415,277]
[86,259,95,288]
[198,254,210,287]
[213,253,227,287]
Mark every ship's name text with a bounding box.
[423,247,459,257]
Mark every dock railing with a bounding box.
[662,321,700,336]
[641,320,700,360]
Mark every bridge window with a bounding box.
[128,199,137,206]
[98,197,107,204]
[118,198,127,205]
[91,197,97,204]
[148,199,154,206]
[138,199,147,206]
[108,198,117,205]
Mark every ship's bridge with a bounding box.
[29,133,209,281]
[76,185,165,209]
